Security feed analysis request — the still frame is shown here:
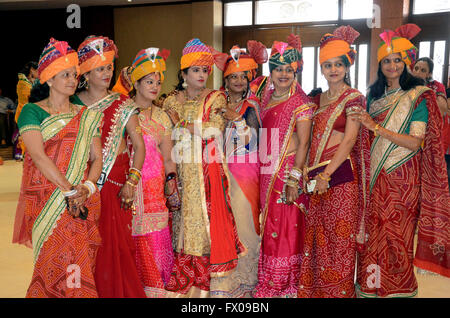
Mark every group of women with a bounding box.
[12,22,450,299]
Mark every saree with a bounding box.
[356,86,450,298]
[254,80,315,298]
[210,97,261,298]
[297,89,371,298]
[163,90,246,297]
[72,92,146,298]
[13,104,103,297]
[132,106,174,297]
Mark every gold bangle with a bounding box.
[318,172,331,182]
[374,124,380,137]
[126,180,137,187]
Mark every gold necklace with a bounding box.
[46,99,74,115]
[326,84,346,100]
[271,90,289,101]
[185,88,205,102]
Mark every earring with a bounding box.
[78,77,88,89]
[182,78,188,89]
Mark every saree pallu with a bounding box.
[210,99,261,298]
[164,90,246,297]
[132,107,174,298]
[87,93,146,298]
[13,108,102,298]
[254,82,315,298]
[357,87,450,298]
[298,89,371,298]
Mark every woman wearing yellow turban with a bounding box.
[71,35,147,298]
[163,38,246,298]
[352,24,450,297]
[297,25,371,298]
[128,47,178,297]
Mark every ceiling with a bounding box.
[0,0,188,11]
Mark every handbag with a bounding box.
[306,158,354,193]
[164,172,181,211]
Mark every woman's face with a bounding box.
[28,68,38,83]
[271,64,295,91]
[85,63,114,90]
[225,71,248,95]
[184,66,209,90]
[380,53,405,81]
[135,72,161,102]
[412,60,431,81]
[47,66,78,96]
[321,57,349,85]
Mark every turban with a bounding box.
[377,24,420,66]
[319,25,359,65]
[130,47,170,84]
[38,38,79,84]
[180,38,227,72]
[77,35,118,75]
[269,34,303,73]
[223,40,268,81]
[111,66,133,95]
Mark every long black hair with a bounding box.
[368,62,425,101]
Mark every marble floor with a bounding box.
[0,160,449,298]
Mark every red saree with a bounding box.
[84,93,146,298]
[357,87,450,298]
[297,89,371,298]
[13,107,102,297]
[254,80,315,298]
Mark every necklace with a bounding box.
[326,84,346,100]
[185,88,205,102]
[383,87,402,106]
[271,90,289,101]
[46,99,75,115]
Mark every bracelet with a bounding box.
[234,118,246,128]
[289,167,303,181]
[129,167,142,177]
[62,189,77,197]
[128,174,140,183]
[318,172,331,182]
[126,180,137,188]
[285,178,299,188]
[374,124,380,137]
[83,180,97,197]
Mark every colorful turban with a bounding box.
[37,38,79,84]
[77,35,118,75]
[130,47,170,84]
[180,38,227,72]
[223,40,268,81]
[319,25,359,65]
[112,66,133,95]
[377,24,421,66]
[269,34,303,73]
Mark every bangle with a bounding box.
[374,124,380,137]
[129,167,142,177]
[62,189,77,197]
[318,172,331,182]
[289,167,303,181]
[126,180,137,188]
[285,178,299,188]
[83,180,97,197]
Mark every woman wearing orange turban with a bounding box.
[296,25,371,298]
[13,38,103,297]
[209,41,267,298]
[71,35,147,298]
[163,38,246,297]
[352,24,450,297]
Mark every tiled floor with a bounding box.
[0,160,449,298]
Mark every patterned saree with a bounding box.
[356,86,450,298]
[210,97,262,298]
[163,90,246,297]
[254,81,315,298]
[13,104,103,297]
[297,88,371,298]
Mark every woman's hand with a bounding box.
[285,181,299,204]
[348,108,377,132]
[166,108,180,125]
[68,184,90,209]
[215,106,241,122]
[312,176,329,195]
[119,181,136,210]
